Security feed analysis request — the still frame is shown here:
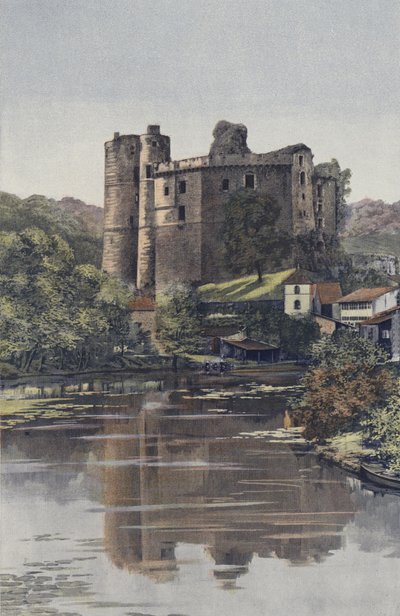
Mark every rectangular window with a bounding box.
[152,140,157,147]
[245,174,254,189]
[222,178,229,191]
[146,165,152,179]
[299,155,304,166]
[317,184,322,198]
[164,185,169,196]
[135,193,139,203]
[179,180,186,194]
[178,205,186,221]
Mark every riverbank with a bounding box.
[315,431,375,476]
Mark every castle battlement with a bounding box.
[102,121,340,293]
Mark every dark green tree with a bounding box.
[222,190,291,282]
[156,284,202,368]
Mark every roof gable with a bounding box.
[339,287,396,303]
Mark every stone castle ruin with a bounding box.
[102,121,341,292]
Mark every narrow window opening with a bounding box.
[245,173,255,189]
[299,155,304,166]
[178,205,186,221]
[179,180,186,194]
[300,171,306,186]
[164,185,169,196]
[152,140,157,147]
[317,203,322,214]
[130,146,135,156]
[222,178,229,191]
[135,193,139,203]
[302,193,305,200]
[294,285,300,295]
[317,184,322,198]
[318,218,323,229]
[294,300,301,310]
[146,165,152,179]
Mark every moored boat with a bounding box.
[360,463,400,491]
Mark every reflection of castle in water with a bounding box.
[100,390,355,585]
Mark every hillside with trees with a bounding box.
[340,198,400,258]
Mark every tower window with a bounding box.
[135,193,139,203]
[300,171,306,186]
[245,173,255,189]
[302,193,305,200]
[318,218,323,229]
[178,205,186,221]
[294,285,300,295]
[294,300,301,310]
[317,203,322,213]
[164,185,169,196]
[299,155,304,166]
[146,165,152,179]
[179,180,186,194]
[152,140,157,147]
[130,146,135,156]
[317,184,322,198]
[222,178,229,191]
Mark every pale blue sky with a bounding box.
[1,0,399,205]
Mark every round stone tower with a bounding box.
[102,132,140,284]
[137,125,170,291]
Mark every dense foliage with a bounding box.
[290,330,396,441]
[0,227,136,374]
[156,284,202,365]
[362,382,400,472]
[222,190,291,282]
[0,192,102,267]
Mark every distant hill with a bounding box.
[0,191,102,266]
[341,198,400,258]
[57,197,103,237]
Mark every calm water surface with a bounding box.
[1,369,399,616]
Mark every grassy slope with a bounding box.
[198,268,295,302]
[341,233,400,258]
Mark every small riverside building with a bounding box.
[220,335,280,363]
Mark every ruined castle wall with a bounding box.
[102,134,140,283]
[200,164,294,283]
[315,178,337,235]
[291,150,315,236]
[137,126,170,290]
[154,170,202,293]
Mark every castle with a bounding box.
[102,121,341,292]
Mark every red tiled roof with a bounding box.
[316,282,342,304]
[360,305,400,325]
[129,296,156,311]
[338,287,396,303]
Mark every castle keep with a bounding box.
[102,121,341,292]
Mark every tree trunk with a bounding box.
[256,263,263,283]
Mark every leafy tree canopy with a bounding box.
[156,284,202,361]
[222,190,291,282]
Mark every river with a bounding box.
[1,368,399,616]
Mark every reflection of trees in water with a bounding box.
[101,392,355,585]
